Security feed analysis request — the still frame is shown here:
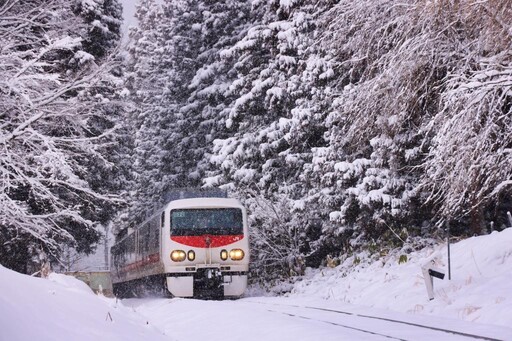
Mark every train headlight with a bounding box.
[187,250,195,261]
[229,249,245,261]
[220,249,228,261]
[171,250,186,262]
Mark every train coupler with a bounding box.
[193,268,224,299]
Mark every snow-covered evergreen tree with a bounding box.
[306,0,441,251]
[206,0,336,276]
[73,0,129,244]
[124,0,252,227]
[122,0,168,226]
[73,0,123,59]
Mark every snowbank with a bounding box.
[0,266,168,341]
[290,228,512,327]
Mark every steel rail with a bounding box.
[245,300,503,341]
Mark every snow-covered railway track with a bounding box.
[121,297,511,341]
[244,300,504,341]
[265,307,406,340]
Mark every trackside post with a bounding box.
[421,261,445,300]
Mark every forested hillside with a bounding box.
[1,0,510,281]
[125,0,511,282]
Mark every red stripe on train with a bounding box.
[119,252,160,273]
[171,235,244,248]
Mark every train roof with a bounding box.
[163,188,228,202]
[166,197,243,210]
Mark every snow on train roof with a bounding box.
[166,197,243,210]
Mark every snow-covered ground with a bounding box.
[1,229,511,340]
[290,228,512,327]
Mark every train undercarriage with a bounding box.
[112,269,246,300]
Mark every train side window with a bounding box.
[161,212,165,228]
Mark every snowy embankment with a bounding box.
[289,228,512,327]
[0,266,168,341]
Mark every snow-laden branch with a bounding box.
[0,0,124,259]
[422,52,512,220]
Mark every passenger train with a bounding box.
[111,192,249,299]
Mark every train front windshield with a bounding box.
[171,208,243,236]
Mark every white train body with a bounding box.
[111,197,249,298]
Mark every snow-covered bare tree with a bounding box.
[0,0,123,273]
[420,0,512,233]
[247,192,307,282]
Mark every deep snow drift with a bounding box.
[290,228,512,327]
[0,266,168,341]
